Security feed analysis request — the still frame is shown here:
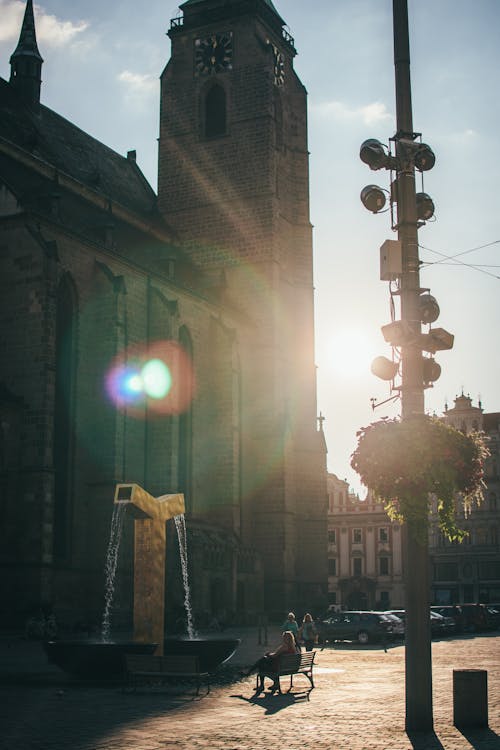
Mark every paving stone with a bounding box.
[0,630,499,749]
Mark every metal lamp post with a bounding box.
[359,0,454,732]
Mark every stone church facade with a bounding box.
[0,0,328,630]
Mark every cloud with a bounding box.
[117,70,158,106]
[311,99,393,127]
[0,1,88,46]
[448,128,478,144]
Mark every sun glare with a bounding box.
[321,328,379,379]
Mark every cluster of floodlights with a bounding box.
[359,135,454,389]
[359,137,436,223]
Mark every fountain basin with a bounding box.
[43,640,158,679]
[163,637,240,673]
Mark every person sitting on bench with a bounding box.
[241,630,299,692]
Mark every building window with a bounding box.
[379,557,389,576]
[479,561,500,580]
[53,275,77,561]
[328,530,336,544]
[178,326,193,510]
[490,492,497,511]
[328,591,337,605]
[353,557,362,576]
[205,84,226,137]
[433,563,459,581]
[379,527,388,543]
[353,528,362,543]
[328,558,337,576]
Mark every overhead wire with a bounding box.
[419,239,500,280]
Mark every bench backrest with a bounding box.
[125,653,201,674]
[277,651,315,674]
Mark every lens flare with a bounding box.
[141,359,172,399]
[105,340,195,417]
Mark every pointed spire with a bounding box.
[10,0,43,106]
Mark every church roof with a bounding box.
[0,77,157,218]
[179,0,284,24]
[182,0,279,9]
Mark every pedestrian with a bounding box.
[299,612,317,651]
[241,630,299,693]
[282,611,299,637]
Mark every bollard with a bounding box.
[453,669,488,728]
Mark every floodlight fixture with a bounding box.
[359,139,389,170]
[371,356,399,381]
[420,327,454,353]
[418,293,440,324]
[422,357,441,384]
[381,320,416,347]
[416,192,435,221]
[360,184,386,213]
[414,143,435,172]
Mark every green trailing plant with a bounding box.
[350,415,489,541]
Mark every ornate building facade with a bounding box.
[430,394,500,605]
[0,0,328,629]
[327,473,405,611]
[327,396,500,611]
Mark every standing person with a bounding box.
[299,612,317,651]
[241,631,299,692]
[282,612,299,637]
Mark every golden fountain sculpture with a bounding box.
[114,483,185,655]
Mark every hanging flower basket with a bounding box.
[350,416,489,541]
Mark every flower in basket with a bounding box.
[350,415,489,541]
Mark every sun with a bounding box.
[320,327,380,379]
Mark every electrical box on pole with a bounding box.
[380,239,402,280]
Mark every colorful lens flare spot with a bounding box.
[105,340,195,417]
[141,359,172,399]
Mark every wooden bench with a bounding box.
[257,651,316,697]
[124,654,210,695]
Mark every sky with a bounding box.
[1,0,499,495]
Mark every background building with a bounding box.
[430,394,500,605]
[0,0,327,630]
[327,395,500,612]
[327,473,405,611]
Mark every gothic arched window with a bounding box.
[178,326,193,510]
[204,84,226,138]
[53,274,77,560]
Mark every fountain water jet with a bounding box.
[101,501,126,641]
[174,513,196,639]
[44,483,240,677]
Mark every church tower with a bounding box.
[9,0,43,106]
[158,0,327,613]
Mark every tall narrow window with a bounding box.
[178,326,193,511]
[53,275,77,560]
[205,84,226,137]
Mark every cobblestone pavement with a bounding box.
[1,630,499,750]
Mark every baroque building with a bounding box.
[327,473,405,611]
[327,395,500,612]
[430,394,500,605]
[0,0,328,629]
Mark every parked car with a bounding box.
[315,611,394,645]
[429,610,456,637]
[382,612,405,639]
[387,609,455,638]
[431,604,497,633]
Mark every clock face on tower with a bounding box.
[194,32,233,76]
[272,44,285,86]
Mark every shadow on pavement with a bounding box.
[458,727,500,749]
[406,730,445,749]
[232,689,311,715]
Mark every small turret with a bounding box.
[10,0,43,107]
